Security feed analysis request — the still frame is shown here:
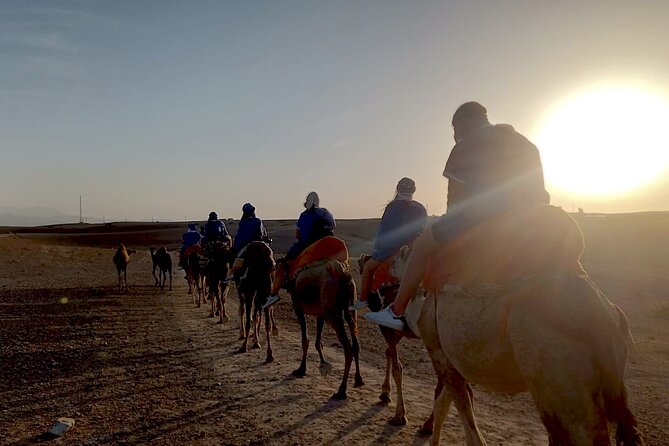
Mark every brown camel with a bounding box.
[236,241,279,364]
[271,258,364,400]
[149,246,172,291]
[358,255,437,432]
[183,246,205,306]
[203,240,232,324]
[112,244,135,291]
[396,205,643,445]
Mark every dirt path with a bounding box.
[2,240,666,445]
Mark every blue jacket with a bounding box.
[372,199,427,261]
[234,217,266,254]
[182,230,202,248]
[204,219,229,242]
[297,207,336,245]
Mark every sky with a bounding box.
[2,0,669,222]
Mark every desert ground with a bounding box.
[1,214,668,445]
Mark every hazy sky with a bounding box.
[2,0,669,221]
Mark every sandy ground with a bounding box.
[1,218,668,445]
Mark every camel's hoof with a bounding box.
[216,320,224,325]
[238,334,246,340]
[251,343,261,349]
[292,368,306,378]
[272,327,279,336]
[319,362,333,377]
[331,391,347,401]
[265,356,274,364]
[379,393,392,404]
[237,346,247,354]
[353,377,365,388]
[417,425,433,437]
[389,416,408,427]
[207,312,215,318]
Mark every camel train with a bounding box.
[112,206,642,445]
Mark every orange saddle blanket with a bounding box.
[289,236,349,279]
[423,205,586,290]
[183,244,202,257]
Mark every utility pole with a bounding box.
[79,195,83,224]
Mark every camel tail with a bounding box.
[602,384,644,446]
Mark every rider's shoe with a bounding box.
[262,295,281,310]
[365,306,405,331]
[349,300,369,311]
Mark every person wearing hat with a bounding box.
[233,203,268,257]
[178,223,203,269]
[263,191,336,308]
[366,102,550,330]
[350,177,427,311]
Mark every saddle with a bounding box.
[371,256,399,291]
[423,205,586,291]
[183,245,202,257]
[289,236,349,280]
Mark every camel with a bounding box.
[271,257,364,400]
[236,241,279,364]
[358,255,436,432]
[394,205,643,445]
[203,240,232,324]
[112,244,135,291]
[183,246,205,306]
[149,247,172,291]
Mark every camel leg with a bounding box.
[379,346,393,403]
[344,308,364,388]
[168,267,172,291]
[388,343,407,426]
[430,386,454,446]
[292,309,308,377]
[153,265,159,286]
[219,283,229,322]
[238,294,253,353]
[117,269,122,291]
[315,317,332,377]
[418,378,443,436]
[271,309,279,336]
[329,314,353,401]
[238,291,246,339]
[252,307,262,349]
[264,307,274,363]
[123,269,127,291]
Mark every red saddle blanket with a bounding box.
[371,257,398,291]
[183,245,202,257]
[289,236,349,279]
[423,205,586,290]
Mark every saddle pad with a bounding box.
[183,245,202,257]
[371,257,398,291]
[289,236,349,279]
[423,205,586,290]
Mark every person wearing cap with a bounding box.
[264,191,336,308]
[178,223,202,269]
[366,102,550,330]
[233,203,268,257]
[350,178,427,311]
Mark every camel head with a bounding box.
[270,257,288,296]
[390,245,412,279]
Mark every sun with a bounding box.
[536,84,669,197]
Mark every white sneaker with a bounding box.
[349,300,369,311]
[262,295,281,310]
[365,306,405,331]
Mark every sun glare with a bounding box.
[536,84,669,197]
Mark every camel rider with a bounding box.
[263,191,336,309]
[232,203,269,279]
[366,102,550,330]
[202,211,232,247]
[178,223,202,269]
[350,177,427,311]
[233,203,268,257]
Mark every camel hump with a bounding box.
[424,205,585,288]
[289,236,349,279]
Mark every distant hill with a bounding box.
[0,206,80,226]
